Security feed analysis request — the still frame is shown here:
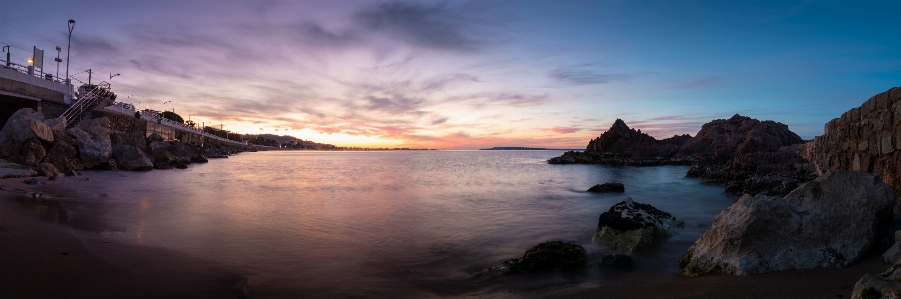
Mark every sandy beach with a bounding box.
[0,174,889,299]
[0,178,248,299]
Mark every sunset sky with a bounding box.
[3,0,900,149]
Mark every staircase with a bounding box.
[60,81,112,129]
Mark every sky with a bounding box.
[2,0,900,149]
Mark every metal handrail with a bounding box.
[61,81,111,127]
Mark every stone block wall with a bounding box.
[802,86,901,191]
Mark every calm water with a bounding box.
[39,151,736,297]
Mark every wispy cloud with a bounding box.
[547,66,632,86]
[668,76,724,90]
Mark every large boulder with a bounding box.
[851,274,901,299]
[680,170,894,276]
[43,140,78,173]
[67,117,112,169]
[111,145,153,171]
[147,141,192,167]
[501,241,587,273]
[0,108,53,148]
[587,182,625,193]
[593,197,684,253]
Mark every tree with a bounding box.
[161,111,184,124]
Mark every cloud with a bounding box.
[351,1,509,52]
[551,127,580,134]
[547,67,632,86]
[668,76,724,90]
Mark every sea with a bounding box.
[25,150,737,298]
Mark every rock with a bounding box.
[111,145,153,171]
[23,178,39,185]
[42,116,66,132]
[190,155,209,163]
[680,170,894,276]
[146,133,164,143]
[851,274,901,299]
[107,159,118,171]
[599,254,633,269]
[37,163,59,177]
[593,197,684,253]
[502,241,587,273]
[147,141,193,166]
[885,242,901,265]
[17,139,47,167]
[0,108,53,148]
[67,118,112,169]
[548,115,811,196]
[43,141,78,173]
[587,182,625,193]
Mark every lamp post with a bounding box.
[109,73,120,81]
[65,19,75,84]
[54,46,62,80]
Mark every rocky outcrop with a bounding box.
[685,114,812,196]
[587,182,625,193]
[67,117,112,169]
[550,119,693,166]
[851,274,901,299]
[593,198,683,253]
[0,108,53,147]
[549,115,812,196]
[802,86,901,193]
[501,241,587,273]
[111,145,153,171]
[680,170,894,276]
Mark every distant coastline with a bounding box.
[479,146,582,150]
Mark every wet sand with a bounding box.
[0,176,889,298]
[0,179,247,299]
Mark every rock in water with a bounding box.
[680,170,894,276]
[111,145,154,171]
[502,241,587,273]
[587,182,625,193]
[593,198,684,253]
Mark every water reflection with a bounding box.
[22,151,735,297]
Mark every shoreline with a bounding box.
[0,178,249,299]
[1,173,889,298]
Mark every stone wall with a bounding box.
[802,86,901,191]
[38,101,69,120]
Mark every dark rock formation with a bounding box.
[587,182,625,193]
[502,241,587,273]
[549,115,812,196]
[851,274,901,299]
[67,117,112,169]
[0,108,54,147]
[594,198,683,253]
[680,170,894,276]
[550,119,693,166]
[802,86,901,193]
[111,145,153,171]
[684,114,812,196]
[599,254,633,269]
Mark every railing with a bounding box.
[61,81,111,127]
[100,104,249,146]
[0,58,69,85]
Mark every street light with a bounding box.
[109,73,120,80]
[65,19,75,84]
